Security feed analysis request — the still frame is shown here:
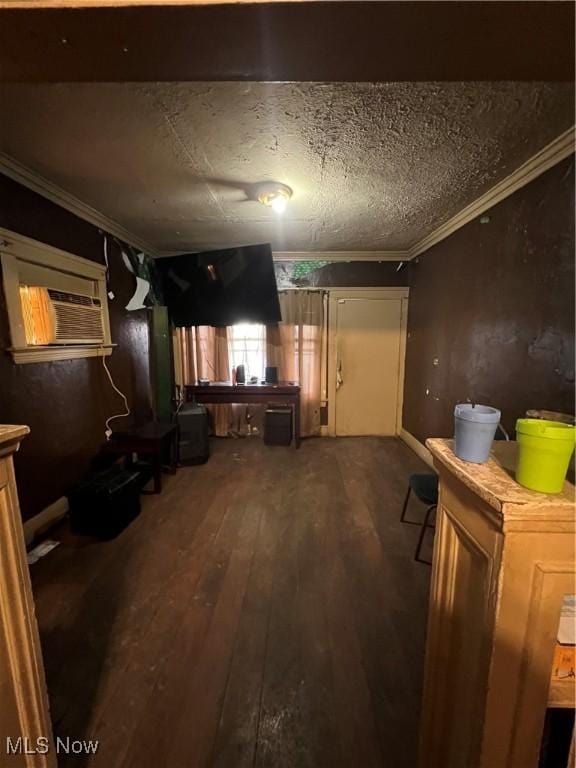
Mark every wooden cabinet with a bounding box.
[0,426,55,767]
[420,439,575,768]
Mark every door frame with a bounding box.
[326,287,409,437]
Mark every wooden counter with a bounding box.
[419,438,575,768]
[0,425,55,767]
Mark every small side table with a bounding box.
[105,422,178,493]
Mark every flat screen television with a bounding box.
[157,244,281,327]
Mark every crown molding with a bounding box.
[272,251,409,262]
[0,152,160,257]
[409,126,575,260]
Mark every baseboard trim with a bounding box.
[400,428,434,469]
[23,496,68,547]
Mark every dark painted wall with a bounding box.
[403,156,575,443]
[1,3,573,82]
[0,174,152,520]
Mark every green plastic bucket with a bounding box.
[515,419,576,494]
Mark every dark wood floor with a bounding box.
[31,437,432,768]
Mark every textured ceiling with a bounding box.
[0,82,573,253]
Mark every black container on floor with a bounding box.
[177,402,210,464]
[264,406,292,446]
[68,465,142,540]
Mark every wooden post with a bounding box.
[0,425,56,767]
[150,305,173,423]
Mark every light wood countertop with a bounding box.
[0,424,30,450]
[426,438,575,519]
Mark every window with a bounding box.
[0,228,112,363]
[228,323,266,381]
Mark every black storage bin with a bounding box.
[68,465,142,540]
[177,402,210,465]
[264,406,292,446]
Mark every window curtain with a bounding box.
[173,290,325,439]
[174,326,232,436]
[266,290,324,437]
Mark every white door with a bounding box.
[335,298,403,436]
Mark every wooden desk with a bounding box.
[420,438,575,768]
[106,422,178,493]
[185,382,301,448]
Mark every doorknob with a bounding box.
[336,359,343,390]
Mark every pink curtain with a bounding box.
[174,291,325,439]
[175,326,231,436]
[266,291,324,437]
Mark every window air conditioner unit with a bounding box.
[20,286,105,345]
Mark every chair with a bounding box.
[402,426,510,564]
[400,474,438,564]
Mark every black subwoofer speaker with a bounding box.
[264,406,292,446]
[178,403,210,464]
[68,466,142,540]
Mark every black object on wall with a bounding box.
[158,244,281,327]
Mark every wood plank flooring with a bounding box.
[31,437,432,768]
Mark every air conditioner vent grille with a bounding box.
[47,289,94,306]
[53,303,104,342]
[20,285,105,345]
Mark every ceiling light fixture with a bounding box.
[256,182,293,214]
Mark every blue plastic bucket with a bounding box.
[454,404,501,464]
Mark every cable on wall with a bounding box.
[102,232,116,300]
[101,352,131,439]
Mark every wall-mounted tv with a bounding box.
[157,244,281,327]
